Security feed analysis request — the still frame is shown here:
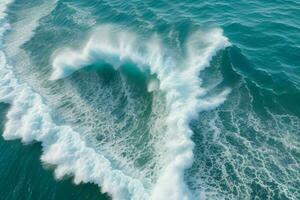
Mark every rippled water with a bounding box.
[0,0,299,199]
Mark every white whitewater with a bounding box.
[0,2,230,200]
[51,25,231,199]
[0,2,148,200]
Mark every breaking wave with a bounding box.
[51,24,230,199]
[0,1,230,200]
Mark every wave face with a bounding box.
[1,0,300,200]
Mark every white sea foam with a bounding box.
[0,1,231,199]
[50,25,230,199]
[0,2,148,200]
[4,0,58,57]
[65,2,96,27]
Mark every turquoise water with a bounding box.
[0,103,108,200]
[0,0,299,199]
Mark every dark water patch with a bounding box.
[229,46,300,117]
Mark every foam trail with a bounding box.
[150,29,230,200]
[5,0,58,57]
[0,3,149,200]
[51,25,230,199]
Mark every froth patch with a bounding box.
[50,24,230,199]
[1,16,231,199]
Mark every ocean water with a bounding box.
[0,0,299,199]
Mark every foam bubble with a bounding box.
[147,78,160,92]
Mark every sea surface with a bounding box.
[0,0,299,199]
